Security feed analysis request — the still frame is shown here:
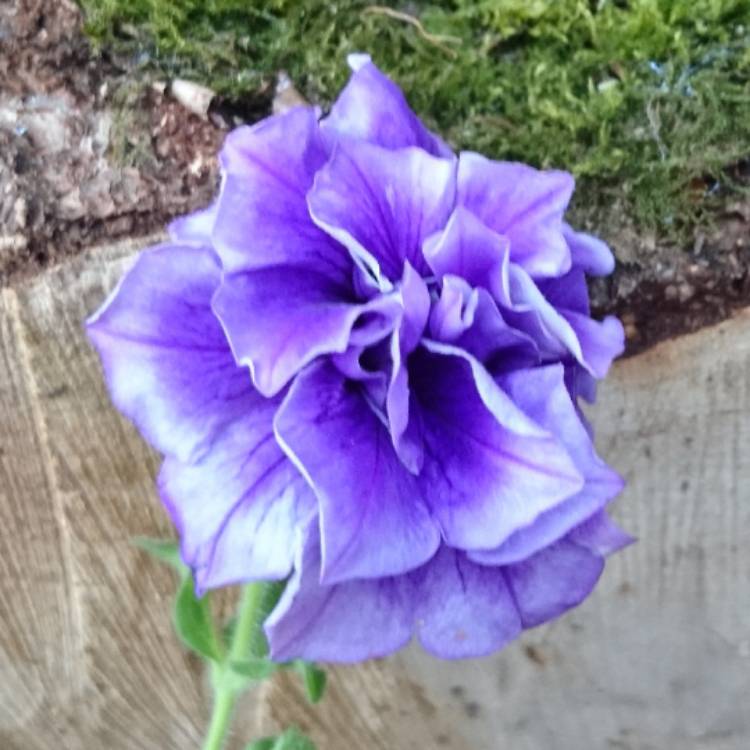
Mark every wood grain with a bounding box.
[1,240,749,749]
[1,240,224,750]
[1,288,79,749]
[254,662,471,750]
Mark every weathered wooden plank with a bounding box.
[0,288,81,750]
[254,662,472,750]
[1,239,251,749]
[2,238,749,749]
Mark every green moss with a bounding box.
[80,0,750,238]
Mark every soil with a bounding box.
[588,193,750,354]
[0,0,223,284]
[1,0,748,356]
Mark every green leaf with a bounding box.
[132,537,186,573]
[223,615,237,645]
[135,537,223,663]
[295,662,327,704]
[230,658,278,681]
[173,575,222,662]
[273,728,316,750]
[219,657,279,693]
[248,581,286,658]
[245,728,316,750]
[244,739,275,750]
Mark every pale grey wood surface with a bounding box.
[393,311,750,750]
[1,240,748,749]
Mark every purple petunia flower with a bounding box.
[87,54,630,662]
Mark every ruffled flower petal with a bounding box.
[87,244,253,464]
[505,264,623,378]
[568,510,635,556]
[564,224,616,276]
[265,532,522,663]
[456,287,539,370]
[428,275,479,342]
[212,107,352,285]
[423,210,620,375]
[266,533,605,662]
[411,343,584,550]
[168,202,217,246]
[308,141,456,282]
[413,547,522,659]
[503,540,604,627]
[469,365,625,565]
[159,401,316,594]
[536,267,590,315]
[428,276,538,371]
[213,267,401,397]
[565,364,599,404]
[423,206,510,300]
[265,525,415,663]
[274,361,440,584]
[386,262,431,474]
[559,311,625,380]
[457,152,574,278]
[321,53,452,157]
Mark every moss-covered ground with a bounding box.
[80,0,750,240]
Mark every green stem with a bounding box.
[201,583,265,750]
[202,683,236,750]
[230,582,265,663]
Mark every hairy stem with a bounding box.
[201,583,268,750]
